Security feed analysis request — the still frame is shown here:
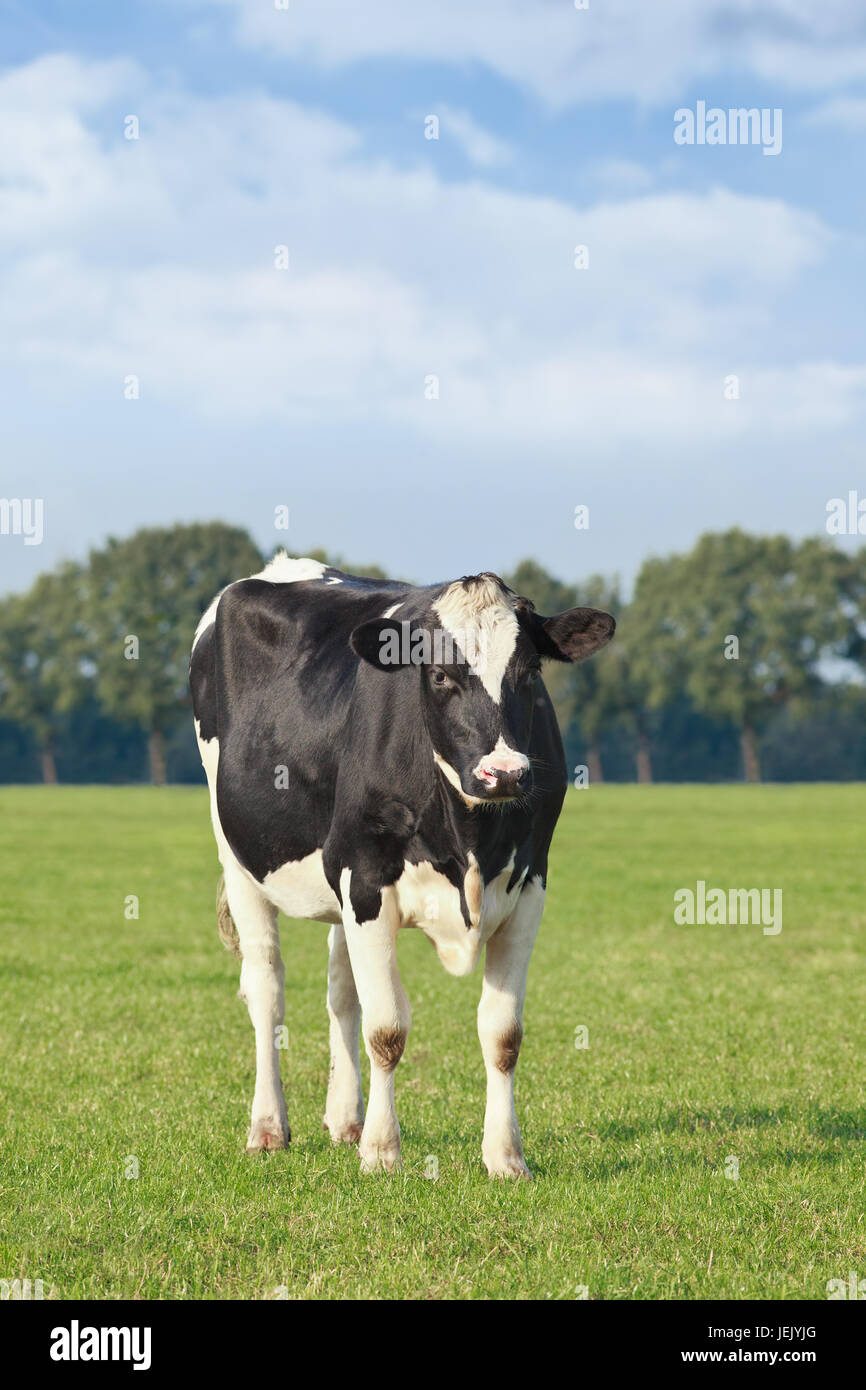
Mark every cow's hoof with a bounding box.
[246,1123,290,1154]
[484,1154,532,1180]
[323,1116,364,1145]
[359,1144,402,1174]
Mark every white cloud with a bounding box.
[206,0,866,107]
[592,160,654,195]
[432,105,512,168]
[0,51,137,113]
[805,95,866,129]
[0,54,862,456]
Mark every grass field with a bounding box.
[1,784,864,1301]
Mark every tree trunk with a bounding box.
[636,732,653,784]
[40,741,58,785]
[587,745,603,785]
[740,724,761,783]
[148,729,167,786]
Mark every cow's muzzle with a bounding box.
[472,752,532,801]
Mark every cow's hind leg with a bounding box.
[477,877,544,1179]
[222,864,290,1154]
[323,923,365,1144]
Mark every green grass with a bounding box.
[1,784,864,1300]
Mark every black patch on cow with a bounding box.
[189,622,219,742]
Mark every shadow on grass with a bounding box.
[251,1106,866,1188]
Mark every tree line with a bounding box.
[0,522,863,785]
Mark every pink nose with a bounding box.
[473,751,530,793]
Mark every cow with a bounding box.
[190,553,614,1177]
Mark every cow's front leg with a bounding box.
[477,877,544,1179]
[225,865,290,1153]
[323,923,365,1144]
[340,877,409,1173]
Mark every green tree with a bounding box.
[624,552,699,784]
[632,530,854,782]
[848,544,866,672]
[0,563,89,782]
[590,601,660,782]
[85,522,263,784]
[564,575,624,783]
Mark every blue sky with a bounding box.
[1,0,865,594]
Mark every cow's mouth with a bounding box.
[471,770,532,803]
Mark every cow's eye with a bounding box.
[430,667,452,689]
[526,667,541,685]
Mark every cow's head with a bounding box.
[350,574,615,806]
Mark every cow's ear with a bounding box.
[534,607,615,664]
[350,619,411,671]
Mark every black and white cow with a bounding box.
[190,554,614,1177]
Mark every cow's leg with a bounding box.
[224,864,290,1153]
[340,879,409,1173]
[323,923,365,1144]
[477,877,544,1179]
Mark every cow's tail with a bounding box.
[216,873,242,958]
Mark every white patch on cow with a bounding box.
[261,851,342,924]
[192,553,339,651]
[252,552,331,585]
[432,577,518,704]
[382,602,402,618]
[464,853,484,929]
[195,718,223,853]
[194,716,217,762]
[192,592,223,651]
[395,854,525,977]
[482,856,529,929]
